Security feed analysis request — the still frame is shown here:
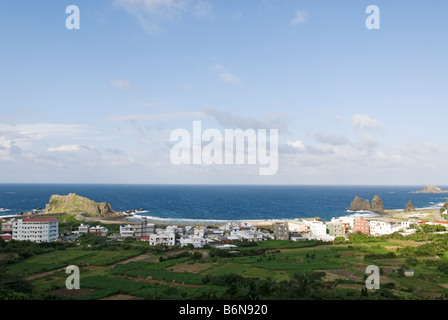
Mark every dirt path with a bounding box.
[119,275,201,288]
[109,253,154,267]
[101,294,143,300]
[25,267,66,280]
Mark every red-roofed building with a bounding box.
[12,218,59,242]
[23,217,58,222]
[1,234,12,241]
[430,221,448,225]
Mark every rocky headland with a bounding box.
[42,193,123,218]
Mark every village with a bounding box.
[1,213,447,247]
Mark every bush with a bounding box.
[437,262,448,275]
[333,237,346,244]
[404,257,418,267]
[364,252,396,260]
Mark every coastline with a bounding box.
[2,207,444,227]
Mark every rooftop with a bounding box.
[23,218,58,222]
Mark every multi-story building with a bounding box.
[12,218,59,243]
[193,226,207,238]
[331,216,355,229]
[232,230,266,242]
[120,224,136,237]
[149,230,175,246]
[309,221,327,237]
[327,222,345,237]
[288,220,309,233]
[120,218,155,238]
[134,217,155,238]
[179,236,207,248]
[274,221,289,240]
[353,217,370,234]
[78,224,90,235]
[369,220,392,236]
[1,220,13,233]
[89,225,108,236]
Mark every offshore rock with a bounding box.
[43,193,122,217]
[349,195,384,214]
[441,198,448,213]
[349,196,371,211]
[404,200,415,213]
[412,185,448,193]
[371,195,384,214]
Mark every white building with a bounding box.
[331,216,355,229]
[232,230,266,242]
[89,225,108,236]
[288,220,309,233]
[72,223,90,236]
[390,221,410,233]
[193,226,207,238]
[179,236,208,248]
[149,230,175,246]
[12,218,59,243]
[78,224,90,235]
[307,221,327,237]
[166,225,183,234]
[369,221,392,236]
[120,224,136,237]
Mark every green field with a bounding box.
[2,234,448,300]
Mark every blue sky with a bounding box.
[0,0,447,184]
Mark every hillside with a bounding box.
[43,193,122,217]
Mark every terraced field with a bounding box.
[6,238,448,300]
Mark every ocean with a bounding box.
[0,184,446,223]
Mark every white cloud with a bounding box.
[193,0,213,19]
[353,133,379,150]
[115,0,212,34]
[352,114,383,130]
[204,107,290,132]
[212,64,225,72]
[287,140,305,150]
[109,79,132,90]
[107,111,207,122]
[220,72,242,85]
[47,144,82,152]
[291,10,308,26]
[210,64,243,86]
[0,123,90,142]
[314,133,350,146]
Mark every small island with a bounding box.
[42,193,123,217]
[411,185,448,194]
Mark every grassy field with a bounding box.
[3,237,448,300]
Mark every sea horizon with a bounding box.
[1,184,447,223]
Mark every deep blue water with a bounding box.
[0,184,447,222]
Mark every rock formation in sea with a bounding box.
[371,195,384,214]
[441,198,448,213]
[349,196,371,211]
[412,185,448,193]
[348,196,372,211]
[43,193,122,217]
[349,195,384,214]
[404,200,415,213]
